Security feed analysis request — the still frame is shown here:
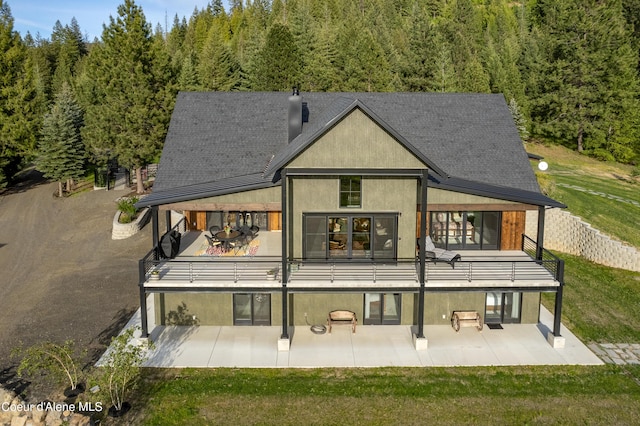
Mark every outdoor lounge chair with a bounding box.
[423,236,461,268]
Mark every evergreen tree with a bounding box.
[251,23,301,91]
[198,28,242,91]
[334,21,393,91]
[177,53,201,91]
[81,0,173,193]
[0,1,40,187]
[529,0,640,161]
[36,83,84,197]
[50,18,87,94]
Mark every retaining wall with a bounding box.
[526,209,640,272]
[111,207,151,240]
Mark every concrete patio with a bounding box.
[113,298,602,368]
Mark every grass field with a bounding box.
[131,365,640,425]
[119,144,640,425]
[526,143,640,248]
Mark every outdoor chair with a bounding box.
[423,236,461,268]
[209,225,221,235]
[205,234,222,248]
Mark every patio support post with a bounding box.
[280,170,289,342]
[536,206,545,261]
[138,259,149,338]
[165,210,172,233]
[553,260,564,336]
[416,170,428,343]
[152,206,160,260]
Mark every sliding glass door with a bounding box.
[430,211,500,250]
[363,293,401,324]
[485,292,521,324]
[233,294,271,325]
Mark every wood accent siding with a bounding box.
[185,211,208,231]
[268,212,282,231]
[500,211,526,250]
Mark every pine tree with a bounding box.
[80,0,173,193]
[529,0,640,161]
[37,83,85,197]
[0,1,40,187]
[198,24,241,90]
[252,23,301,91]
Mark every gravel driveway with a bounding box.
[0,170,152,400]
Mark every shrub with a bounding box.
[96,327,152,413]
[13,340,84,392]
[117,197,139,223]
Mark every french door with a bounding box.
[233,293,271,325]
[363,293,401,325]
[485,292,522,324]
[303,214,397,260]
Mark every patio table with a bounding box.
[215,230,242,251]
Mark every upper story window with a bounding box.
[340,176,361,208]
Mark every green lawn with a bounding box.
[120,143,640,425]
[527,143,640,248]
[132,365,640,425]
[542,253,640,343]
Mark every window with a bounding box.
[340,176,361,208]
[430,211,500,250]
[233,294,271,325]
[303,213,397,260]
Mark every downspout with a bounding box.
[417,170,428,339]
[280,170,289,340]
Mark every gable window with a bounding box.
[340,176,361,208]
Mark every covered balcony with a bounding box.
[139,223,562,293]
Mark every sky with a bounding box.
[9,1,228,41]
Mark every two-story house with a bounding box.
[135,91,567,350]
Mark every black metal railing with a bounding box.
[137,233,562,287]
[522,234,563,281]
[141,256,283,284]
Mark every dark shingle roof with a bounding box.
[143,92,558,208]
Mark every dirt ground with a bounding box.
[0,169,152,402]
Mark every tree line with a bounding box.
[1,0,639,192]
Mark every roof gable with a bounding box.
[265,97,447,176]
[143,92,560,208]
